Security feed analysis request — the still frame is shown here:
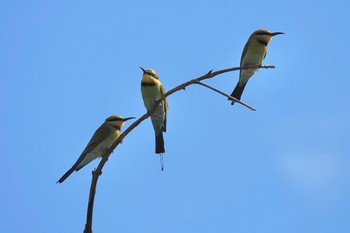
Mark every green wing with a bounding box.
[263,50,267,59]
[74,125,112,166]
[240,40,251,66]
[160,84,168,132]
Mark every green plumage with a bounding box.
[140,68,167,155]
[229,29,283,104]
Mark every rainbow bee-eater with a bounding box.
[140,67,168,170]
[230,29,284,104]
[57,115,135,183]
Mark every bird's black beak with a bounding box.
[122,117,136,122]
[270,32,284,37]
[139,66,146,73]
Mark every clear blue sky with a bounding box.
[1,0,350,232]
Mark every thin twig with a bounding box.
[160,65,275,100]
[82,64,275,232]
[195,81,256,111]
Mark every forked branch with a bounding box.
[83,64,275,233]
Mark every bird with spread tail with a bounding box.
[57,115,135,183]
[140,67,168,170]
[229,29,284,104]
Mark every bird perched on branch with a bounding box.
[229,29,284,104]
[57,115,135,183]
[140,67,168,170]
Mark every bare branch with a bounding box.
[195,81,256,111]
[83,64,275,232]
[160,64,275,101]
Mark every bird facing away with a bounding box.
[57,115,135,183]
[229,29,284,104]
[140,67,168,170]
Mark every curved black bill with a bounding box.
[139,67,146,73]
[122,117,136,122]
[271,32,284,36]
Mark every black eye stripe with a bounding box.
[108,118,122,122]
[146,72,159,79]
[254,32,271,36]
